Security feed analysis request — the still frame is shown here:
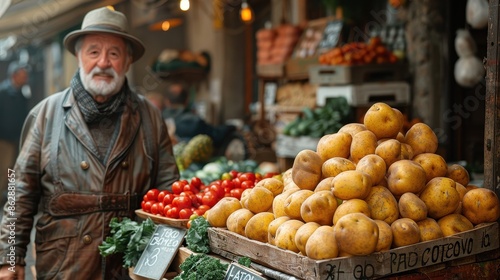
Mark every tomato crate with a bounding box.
[309,63,408,85]
[207,223,499,280]
[135,209,189,229]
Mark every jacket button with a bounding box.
[121,161,129,169]
[82,234,92,245]
[80,161,90,170]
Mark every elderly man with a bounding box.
[0,7,179,279]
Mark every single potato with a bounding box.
[254,177,284,196]
[244,212,275,243]
[301,190,338,226]
[356,154,387,186]
[284,189,315,220]
[272,188,299,218]
[316,132,352,161]
[226,208,255,236]
[322,157,356,178]
[314,177,334,192]
[294,222,321,255]
[391,218,421,248]
[364,185,399,225]
[333,198,371,225]
[462,188,500,225]
[412,153,448,182]
[404,122,438,156]
[332,170,372,200]
[292,149,323,191]
[446,163,470,187]
[363,102,403,139]
[386,159,427,196]
[374,220,393,252]
[275,219,305,253]
[243,186,275,214]
[334,213,379,256]
[305,225,339,260]
[398,192,428,222]
[206,197,242,227]
[375,139,403,168]
[417,218,444,242]
[350,130,378,163]
[268,216,291,245]
[338,123,367,137]
[437,213,474,237]
[420,177,461,219]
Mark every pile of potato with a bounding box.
[205,102,500,260]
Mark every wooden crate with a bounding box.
[208,223,499,280]
[285,56,321,80]
[135,209,189,229]
[257,64,286,78]
[309,63,408,85]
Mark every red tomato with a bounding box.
[238,172,256,182]
[202,191,218,207]
[230,188,244,200]
[183,184,199,194]
[197,204,211,214]
[162,193,175,205]
[190,177,203,189]
[240,180,254,190]
[142,201,153,213]
[143,194,149,202]
[195,192,204,204]
[231,178,241,189]
[150,202,160,215]
[179,208,194,219]
[229,170,239,178]
[163,203,172,214]
[209,184,225,199]
[172,181,186,194]
[186,219,192,229]
[255,173,263,180]
[146,189,160,202]
[157,202,165,216]
[166,206,179,219]
[157,190,171,203]
[221,179,234,190]
[173,196,192,209]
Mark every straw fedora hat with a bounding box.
[63,7,145,62]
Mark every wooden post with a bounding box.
[485,0,500,193]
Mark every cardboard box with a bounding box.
[208,223,499,280]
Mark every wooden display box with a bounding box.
[309,63,408,85]
[135,209,189,229]
[286,56,321,80]
[208,223,499,280]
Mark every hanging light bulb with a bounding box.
[240,0,253,23]
[180,0,190,11]
[161,21,171,31]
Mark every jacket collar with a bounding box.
[62,89,141,166]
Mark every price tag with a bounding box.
[133,225,187,280]
[224,263,267,280]
[318,20,344,53]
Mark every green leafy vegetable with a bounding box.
[238,257,252,267]
[185,216,211,253]
[174,253,229,280]
[99,217,157,268]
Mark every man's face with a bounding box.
[77,33,131,102]
[12,69,28,88]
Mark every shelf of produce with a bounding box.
[207,223,499,280]
[135,209,189,229]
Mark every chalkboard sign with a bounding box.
[224,263,266,280]
[318,20,344,53]
[133,225,187,280]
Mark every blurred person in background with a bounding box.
[0,62,30,207]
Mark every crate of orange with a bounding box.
[310,37,408,85]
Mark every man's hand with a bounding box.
[0,265,25,280]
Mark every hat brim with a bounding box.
[63,28,145,63]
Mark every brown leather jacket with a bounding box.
[0,88,179,279]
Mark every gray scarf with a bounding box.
[71,69,128,123]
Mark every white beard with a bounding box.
[79,65,125,98]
